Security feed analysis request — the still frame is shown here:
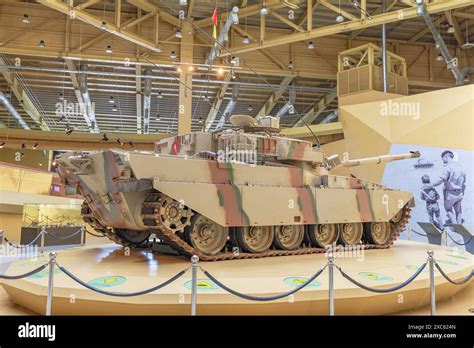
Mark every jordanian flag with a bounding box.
[212,7,218,44]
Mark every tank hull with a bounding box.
[63,150,414,232]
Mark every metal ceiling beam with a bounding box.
[136,65,142,134]
[194,0,303,28]
[293,93,337,127]
[444,10,465,47]
[77,63,99,133]
[204,72,232,131]
[225,0,473,56]
[231,25,286,70]
[408,15,445,42]
[143,68,152,134]
[0,47,457,89]
[0,57,49,130]
[256,75,295,118]
[37,0,162,53]
[350,0,398,39]
[0,92,30,130]
[126,0,180,27]
[75,0,102,11]
[187,0,195,19]
[216,84,239,129]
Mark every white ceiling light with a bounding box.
[308,41,315,49]
[175,28,183,39]
[22,14,30,24]
[336,14,344,23]
[242,36,250,44]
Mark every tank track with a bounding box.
[81,193,410,261]
[81,203,152,249]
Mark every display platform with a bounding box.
[0,240,471,315]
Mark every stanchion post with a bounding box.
[427,250,436,316]
[191,255,199,316]
[327,253,335,316]
[407,225,411,241]
[443,228,448,246]
[80,226,85,246]
[40,226,46,254]
[46,252,57,316]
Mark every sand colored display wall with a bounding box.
[339,84,474,183]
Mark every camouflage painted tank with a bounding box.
[56,115,420,261]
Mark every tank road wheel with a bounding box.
[114,229,151,247]
[338,223,363,245]
[307,224,339,248]
[273,225,304,250]
[185,215,229,255]
[365,222,391,245]
[390,210,403,223]
[156,195,193,233]
[234,226,274,253]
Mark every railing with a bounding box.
[3,226,85,252]
[0,247,471,316]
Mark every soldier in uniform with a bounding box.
[428,150,466,226]
[420,175,443,230]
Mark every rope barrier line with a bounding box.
[411,229,430,237]
[200,264,327,302]
[45,227,84,240]
[4,233,43,248]
[0,263,48,280]
[434,262,473,286]
[336,261,428,293]
[447,232,472,246]
[57,264,189,297]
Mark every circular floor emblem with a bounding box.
[284,277,321,288]
[184,278,219,291]
[358,272,393,282]
[88,276,127,288]
[28,268,62,279]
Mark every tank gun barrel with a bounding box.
[339,151,420,168]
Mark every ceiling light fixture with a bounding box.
[336,14,344,23]
[175,28,183,39]
[308,41,315,49]
[260,4,268,15]
[106,45,113,54]
[109,96,115,104]
[242,35,250,44]
[436,53,444,61]
[100,21,107,30]
[447,25,455,34]
[39,40,45,48]
[22,14,30,24]
[170,51,177,59]
[157,91,163,99]
[0,142,5,149]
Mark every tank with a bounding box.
[56,115,420,261]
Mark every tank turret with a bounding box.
[56,115,420,261]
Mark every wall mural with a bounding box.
[381,144,472,252]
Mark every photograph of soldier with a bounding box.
[427,150,467,226]
[420,175,443,230]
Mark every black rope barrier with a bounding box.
[58,264,189,297]
[336,261,428,293]
[411,229,430,237]
[45,228,84,240]
[4,233,44,248]
[200,264,327,302]
[434,262,473,286]
[447,232,472,246]
[0,263,48,280]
